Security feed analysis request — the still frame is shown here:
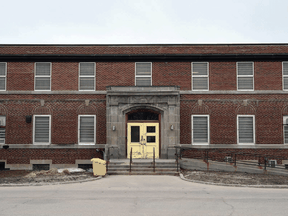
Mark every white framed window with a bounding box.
[283,116,288,144]
[0,63,7,91]
[237,115,255,145]
[282,62,288,90]
[135,62,152,86]
[192,115,209,145]
[35,62,51,91]
[78,115,96,145]
[33,115,51,145]
[0,116,6,144]
[237,62,254,91]
[192,62,209,91]
[79,62,95,91]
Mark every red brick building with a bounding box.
[1,44,288,170]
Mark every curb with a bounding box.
[0,176,103,187]
[179,173,288,189]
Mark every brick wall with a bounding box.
[0,95,106,145]
[180,94,288,145]
[4,61,285,91]
[0,148,103,164]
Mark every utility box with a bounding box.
[91,158,106,176]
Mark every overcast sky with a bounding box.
[1,0,287,44]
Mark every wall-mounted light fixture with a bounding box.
[112,126,116,131]
[170,125,174,131]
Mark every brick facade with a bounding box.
[1,44,288,169]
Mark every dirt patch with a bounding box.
[181,169,288,185]
[0,169,95,185]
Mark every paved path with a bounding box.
[0,175,287,216]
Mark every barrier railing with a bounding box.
[175,146,288,172]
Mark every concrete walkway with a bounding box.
[0,175,288,216]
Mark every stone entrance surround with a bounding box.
[106,86,180,159]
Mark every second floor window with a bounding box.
[0,63,6,91]
[283,62,288,90]
[35,63,51,91]
[135,62,152,86]
[79,63,95,91]
[192,62,209,90]
[237,62,254,91]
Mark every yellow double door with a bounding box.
[127,122,159,159]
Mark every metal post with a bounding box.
[106,147,110,172]
[234,154,237,166]
[130,147,132,173]
[264,157,267,170]
[153,147,155,173]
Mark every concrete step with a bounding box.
[106,159,179,175]
[107,171,179,175]
[108,168,178,172]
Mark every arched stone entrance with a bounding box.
[106,86,180,159]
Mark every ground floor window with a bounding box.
[0,116,6,144]
[33,115,51,145]
[237,115,255,145]
[284,116,288,144]
[192,115,209,145]
[78,115,96,145]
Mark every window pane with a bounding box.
[80,77,94,90]
[136,63,151,76]
[238,62,253,75]
[147,136,155,143]
[35,116,50,143]
[80,116,95,143]
[193,77,208,90]
[0,63,6,76]
[36,63,50,76]
[283,63,288,76]
[35,77,50,90]
[238,77,253,90]
[0,77,5,90]
[238,117,253,143]
[147,126,155,133]
[193,116,208,143]
[284,77,288,90]
[285,125,288,144]
[136,77,151,86]
[193,63,208,76]
[80,63,95,76]
[131,126,140,142]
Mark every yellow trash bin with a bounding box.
[91,158,106,176]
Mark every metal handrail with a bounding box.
[130,147,132,173]
[153,147,155,172]
[176,146,288,171]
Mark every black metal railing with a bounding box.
[175,146,288,172]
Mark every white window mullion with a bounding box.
[79,62,95,91]
[33,115,51,145]
[78,115,96,145]
[237,62,254,91]
[35,62,51,91]
[135,62,152,86]
[282,62,288,90]
[192,115,209,145]
[0,63,7,91]
[192,62,209,91]
[237,115,255,145]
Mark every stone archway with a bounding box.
[106,86,180,159]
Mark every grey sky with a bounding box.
[1,0,287,44]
